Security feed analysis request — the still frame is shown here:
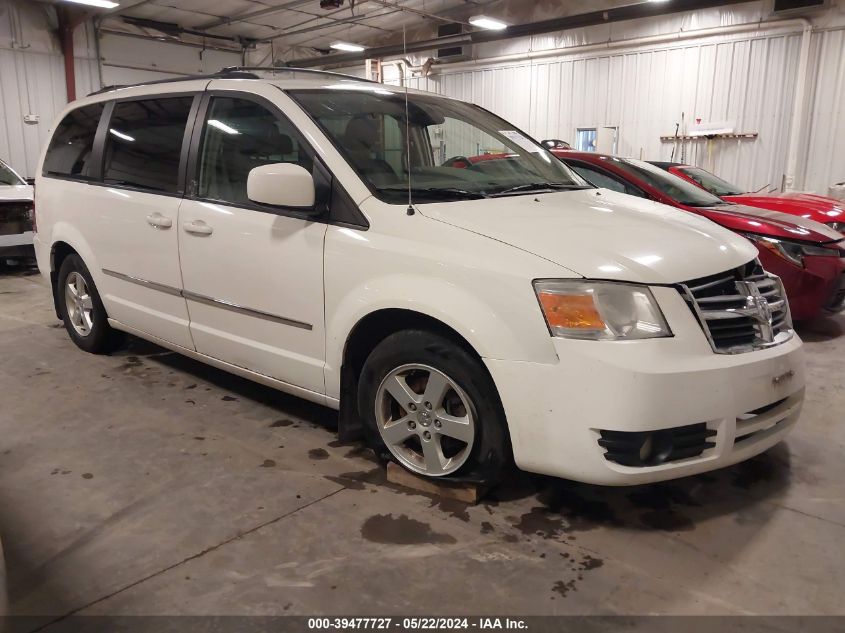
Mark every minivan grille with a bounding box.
[680,260,793,354]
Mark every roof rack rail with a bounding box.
[87,70,260,96]
[218,66,379,84]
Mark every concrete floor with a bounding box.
[1,263,844,618]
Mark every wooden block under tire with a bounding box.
[386,461,489,504]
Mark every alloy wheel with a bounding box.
[64,271,94,337]
[375,363,476,476]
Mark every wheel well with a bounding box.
[50,241,77,317]
[337,308,482,441]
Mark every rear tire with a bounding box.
[57,254,123,354]
[358,329,510,484]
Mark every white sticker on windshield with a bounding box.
[499,130,542,153]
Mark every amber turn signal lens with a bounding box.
[537,292,606,330]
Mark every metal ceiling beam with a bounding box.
[258,5,402,43]
[288,0,759,68]
[365,0,471,26]
[195,0,314,30]
[258,9,402,43]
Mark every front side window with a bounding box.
[0,161,24,186]
[289,88,587,203]
[679,167,745,196]
[103,97,194,193]
[42,103,106,179]
[613,158,725,207]
[197,97,313,206]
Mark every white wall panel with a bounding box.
[801,29,845,195]
[403,31,806,194]
[0,0,241,178]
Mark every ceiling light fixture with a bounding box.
[108,128,134,142]
[469,16,508,30]
[330,42,366,52]
[63,0,120,8]
[208,120,240,135]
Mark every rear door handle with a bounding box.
[146,213,172,229]
[182,220,213,236]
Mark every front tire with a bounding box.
[57,254,123,354]
[358,329,510,484]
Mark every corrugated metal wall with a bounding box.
[801,28,845,195]
[0,1,240,178]
[402,31,807,194]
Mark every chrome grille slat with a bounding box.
[686,275,735,293]
[680,260,793,354]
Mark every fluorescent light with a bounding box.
[63,0,120,8]
[109,128,134,142]
[330,42,366,52]
[208,119,239,135]
[469,15,508,30]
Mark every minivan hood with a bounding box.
[691,202,843,243]
[418,188,757,284]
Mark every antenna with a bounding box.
[403,24,414,216]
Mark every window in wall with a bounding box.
[42,103,106,179]
[102,97,194,193]
[576,128,597,152]
[197,97,313,206]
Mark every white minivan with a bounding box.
[34,69,805,486]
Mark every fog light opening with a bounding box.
[639,431,674,465]
[638,435,654,462]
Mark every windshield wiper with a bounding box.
[489,182,590,196]
[379,186,489,200]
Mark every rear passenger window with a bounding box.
[42,103,105,179]
[103,97,193,194]
[197,97,313,206]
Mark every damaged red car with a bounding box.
[550,151,845,322]
[651,162,845,234]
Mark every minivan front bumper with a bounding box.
[484,285,805,485]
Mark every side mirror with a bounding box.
[247,163,316,211]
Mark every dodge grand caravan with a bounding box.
[34,69,805,486]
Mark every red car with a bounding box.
[550,151,845,322]
[651,162,845,234]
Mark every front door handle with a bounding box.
[146,213,172,229]
[183,220,213,236]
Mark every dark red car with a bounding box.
[651,162,845,234]
[551,151,845,322]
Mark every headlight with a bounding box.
[741,233,840,268]
[827,221,844,232]
[533,280,672,340]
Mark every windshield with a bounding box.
[289,88,588,203]
[613,158,725,207]
[678,167,745,196]
[0,161,24,186]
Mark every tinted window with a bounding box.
[614,158,724,207]
[197,97,313,206]
[0,161,24,186]
[42,103,105,179]
[569,163,644,197]
[103,97,193,193]
[679,167,745,196]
